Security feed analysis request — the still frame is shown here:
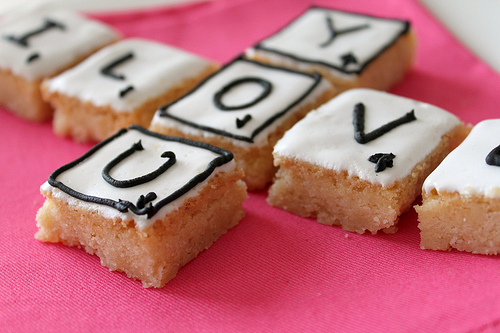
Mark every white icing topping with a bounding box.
[150,58,333,146]
[247,7,408,76]
[423,119,500,198]
[0,7,120,81]
[45,38,214,112]
[41,127,237,230]
[273,88,462,186]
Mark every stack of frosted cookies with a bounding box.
[0,6,120,121]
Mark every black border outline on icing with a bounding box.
[213,77,273,111]
[251,6,411,75]
[158,56,323,143]
[47,125,234,220]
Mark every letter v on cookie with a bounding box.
[268,88,468,234]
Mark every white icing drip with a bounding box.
[423,119,500,198]
[273,88,462,186]
[45,38,215,112]
[41,128,237,230]
[247,7,408,75]
[0,7,120,81]
[150,59,333,146]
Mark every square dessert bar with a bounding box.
[36,126,247,288]
[42,38,218,142]
[0,6,120,121]
[150,57,336,190]
[416,120,500,255]
[268,88,468,234]
[246,6,416,92]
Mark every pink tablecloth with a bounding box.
[1,0,499,331]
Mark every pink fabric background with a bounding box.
[1,0,500,331]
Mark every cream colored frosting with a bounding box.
[246,7,409,79]
[0,6,120,81]
[151,58,333,146]
[273,88,462,186]
[423,119,500,198]
[41,127,236,230]
[45,38,214,112]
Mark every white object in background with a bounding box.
[0,0,208,15]
[420,0,500,74]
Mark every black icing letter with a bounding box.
[213,77,272,111]
[236,114,252,128]
[119,85,135,98]
[102,140,176,188]
[100,52,134,81]
[340,52,358,68]
[4,18,66,47]
[369,153,396,172]
[26,52,40,63]
[353,102,417,144]
[319,16,369,48]
[486,144,500,167]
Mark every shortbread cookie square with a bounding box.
[35,126,247,288]
[268,88,468,234]
[246,6,416,92]
[416,120,500,255]
[0,6,120,121]
[150,57,336,190]
[42,38,218,142]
